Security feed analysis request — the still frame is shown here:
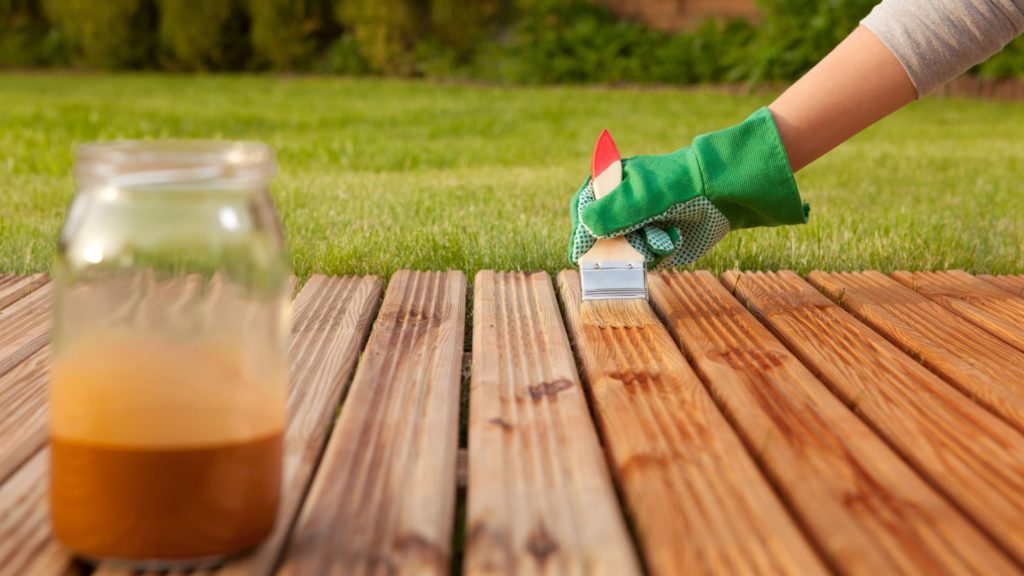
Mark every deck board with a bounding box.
[0,347,49,484]
[0,274,48,312]
[979,274,1024,296]
[650,271,1018,575]
[724,270,1024,564]
[0,275,383,576]
[466,271,641,574]
[808,271,1024,433]
[0,450,74,575]
[279,271,466,575]
[557,270,825,576]
[0,280,50,379]
[215,275,383,575]
[892,270,1024,352]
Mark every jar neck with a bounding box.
[75,141,276,192]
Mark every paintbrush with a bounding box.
[579,130,649,325]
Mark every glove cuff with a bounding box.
[693,107,809,230]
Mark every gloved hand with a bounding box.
[568,107,809,268]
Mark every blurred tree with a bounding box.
[250,0,338,70]
[5,0,1024,84]
[42,0,156,68]
[158,0,251,70]
[0,0,66,66]
[430,0,499,58]
[744,0,874,82]
[339,0,502,74]
[0,0,43,31]
[979,35,1024,79]
[337,0,427,74]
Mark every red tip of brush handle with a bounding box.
[591,129,621,181]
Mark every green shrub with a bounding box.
[250,0,337,70]
[0,0,68,67]
[318,34,371,75]
[430,0,496,58]
[490,0,657,83]
[42,0,156,69]
[978,36,1024,79]
[157,0,251,70]
[337,0,427,75]
[336,0,497,76]
[7,0,1024,84]
[743,0,875,82]
[648,19,754,85]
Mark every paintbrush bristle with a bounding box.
[579,298,658,328]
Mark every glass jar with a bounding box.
[49,141,290,568]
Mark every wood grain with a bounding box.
[0,347,50,484]
[466,271,640,575]
[892,270,1024,352]
[650,270,1018,575]
[0,450,74,576]
[808,271,1024,433]
[0,280,50,378]
[216,275,383,576]
[0,274,48,311]
[556,270,825,576]
[280,270,466,575]
[724,270,1024,564]
[979,274,1024,297]
[0,275,383,576]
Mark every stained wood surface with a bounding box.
[808,271,1024,433]
[0,449,74,575]
[0,280,50,378]
[649,271,1018,575]
[0,277,53,485]
[466,271,640,575]
[215,275,383,576]
[556,270,825,576]
[892,270,1024,352]
[3,269,1024,574]
[0,274,47,311]
[724,270,1024,563]
[280,271,466,575]
[0,275,383,576]
[979,274,1024,296]
[0,347,50,484]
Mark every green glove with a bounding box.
[568,107,809,268]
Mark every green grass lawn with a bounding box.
[2,73,1023,278]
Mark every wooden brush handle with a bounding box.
[579,130,645,264]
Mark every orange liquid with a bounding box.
[50,433,282,561]
[49,330,287,562]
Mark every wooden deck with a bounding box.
[2,269,1024,575]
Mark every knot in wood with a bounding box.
[526,524,559,564]
[527,379,573,400]
[607,369,659,387]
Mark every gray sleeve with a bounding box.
[861,0,1024,96]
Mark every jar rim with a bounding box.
[75,140,276,189]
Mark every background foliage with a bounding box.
[156,0,249,70]
[4,0,1024,83]
[41,0,156,69]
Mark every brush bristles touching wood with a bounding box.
[579,298,659,328]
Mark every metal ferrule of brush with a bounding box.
[580,261,648,300]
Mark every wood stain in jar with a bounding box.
[49,329,287,564]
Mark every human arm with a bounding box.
[772,0,1024,171]
[569,0,1024,267]
[768,26,916,172]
